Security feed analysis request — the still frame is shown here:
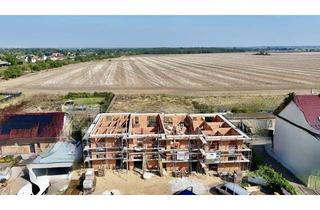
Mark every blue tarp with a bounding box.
[175,189,196,195]
[174,187,197,195]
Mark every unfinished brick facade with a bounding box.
[83,113,251,176]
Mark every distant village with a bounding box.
[0,49,119,79]
[0,51,74,66]
[22,52,71,63]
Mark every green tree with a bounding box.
[2,53,21,65]
[3,66,24,79]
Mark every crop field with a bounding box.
[1,52,320,95]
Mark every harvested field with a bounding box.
[1,53,320,95]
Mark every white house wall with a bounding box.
[279,101,320,134]
[273,117,320,184]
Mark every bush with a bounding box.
[192,101,216,113]
[231,106,249,113]
[64,92,92,99]
[1,53,21,65]
[30,61,50,71]
[65,91,114,100]
[93,91,114,98]
[47,60,64,68]
[253,165,297,194]
[3,66,24,79]
[30,63,41,72]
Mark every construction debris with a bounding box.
[143,172,155,180]
[83,169,96,195]
[17,177,50,195]
[0,167,11,182]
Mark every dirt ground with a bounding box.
[0,93,287,115]
[1,52,320,96]
[109,94,286,113]
[0,94,64,113]
[92,170,222,195]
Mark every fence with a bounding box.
[308,175,320,194]
[0,91,22,103]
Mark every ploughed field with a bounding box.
[1,52,320,95]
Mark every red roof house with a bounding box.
[0,112,66,147]
[273,94,320,187]
[293,95,320,132]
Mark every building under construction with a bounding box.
[83,113,251,176]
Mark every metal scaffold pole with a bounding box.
[173,135,176,176]
[188,136,192,174]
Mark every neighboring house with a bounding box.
[273,95,320,189]
[49,53,65,61]
[41,55,48,61]
[25,55,39,63]
[17,140,82,195]
[0,112,71,155]
[0,60,11,67]
[27,140,82,182]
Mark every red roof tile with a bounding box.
[293,95,320,132]
[0,112,65,141]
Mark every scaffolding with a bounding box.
[83,113,252,176]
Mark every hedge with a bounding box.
[252,165,297,195]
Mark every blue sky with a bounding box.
[0,16,319,48]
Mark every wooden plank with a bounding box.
[199,148,206,156]
[200,136,207,145]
